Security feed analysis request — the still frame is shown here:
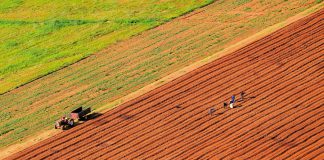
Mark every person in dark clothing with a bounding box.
[231,95,235,103]
[223,102,228,109]
[240,91,245,101]
[208,108,216,116]
[230,95,235,108]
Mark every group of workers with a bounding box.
[208,91,245,116]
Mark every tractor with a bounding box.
[55,106,91,130]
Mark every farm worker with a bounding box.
[223,102,228,109]
[230,95,235,108]
[231,95,235,103]
[208,108,216,116]
[230,102,234,109]
[240,91,245,101]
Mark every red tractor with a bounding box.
[55,116,74,130]
[55,106,91,130]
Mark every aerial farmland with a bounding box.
[0,0,323,159]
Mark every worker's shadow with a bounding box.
[215,112,224,116]
[233,104,243,108]
[119,114,134,120]
[237,96,256,102]
[210,111,224,116]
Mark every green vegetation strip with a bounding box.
[0,0,214,94]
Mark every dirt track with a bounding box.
[6,9,324,160]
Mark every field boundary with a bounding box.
[0,2,322,160]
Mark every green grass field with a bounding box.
[0,0,214,94]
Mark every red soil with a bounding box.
[5,9,324,160]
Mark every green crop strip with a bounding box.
[0,0,214,94]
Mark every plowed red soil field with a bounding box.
[6,9,324,160]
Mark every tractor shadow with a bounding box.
[74,112,103,127]
[87,112,103,120]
